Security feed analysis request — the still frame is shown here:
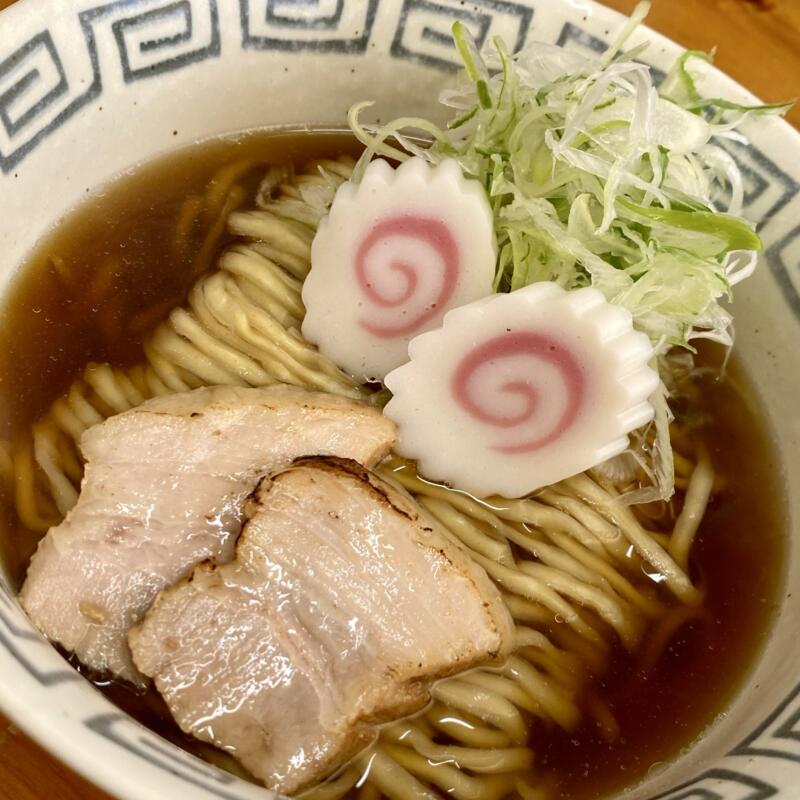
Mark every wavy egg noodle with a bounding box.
[13,156,713,800]
[16,158,360,530]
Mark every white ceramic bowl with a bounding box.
[0,1,798,798]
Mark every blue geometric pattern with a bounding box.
[715,137,800,321]
[0,32,68,138]
[391,0,533,71]
[0,589,79,686]
[85,713,244,799]
[715,137,799,222]
[239,0,379,52]
[650,769,777,800]
[105,0,220,82]
[556,21,605,53]
[767,225,800,321]
[0,26,98,173]
[0,0,220,173]
[556,21,666,83]
[732,681,800,764]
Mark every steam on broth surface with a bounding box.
[0,130,785,800]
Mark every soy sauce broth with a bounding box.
[535,362,786,798]
[0,129,360,583]
[0,129,360,436]
[0,130,787,799]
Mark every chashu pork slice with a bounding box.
[20,386,396,684]
[129,457,513,796]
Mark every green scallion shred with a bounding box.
[347,0,792,502]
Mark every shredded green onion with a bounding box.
[348,1,791,502]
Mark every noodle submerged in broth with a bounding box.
[0,130,785,800]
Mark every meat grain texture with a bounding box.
[20,386,396,683]
[130,457,514,795]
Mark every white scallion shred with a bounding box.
[348,1,792,502]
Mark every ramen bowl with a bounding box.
[0,1,798,799]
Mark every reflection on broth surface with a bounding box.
[0,130,359,580]
[0,131,786,800]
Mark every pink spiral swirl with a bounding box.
[451,332,586,453]
[354,214,460,338]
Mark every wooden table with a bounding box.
[0,1,797,799]
[603,0,800,129]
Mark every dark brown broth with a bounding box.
[0,131,786,799]
[0,128,360,434]
[535,363,786,799]
[0,129,360,584]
